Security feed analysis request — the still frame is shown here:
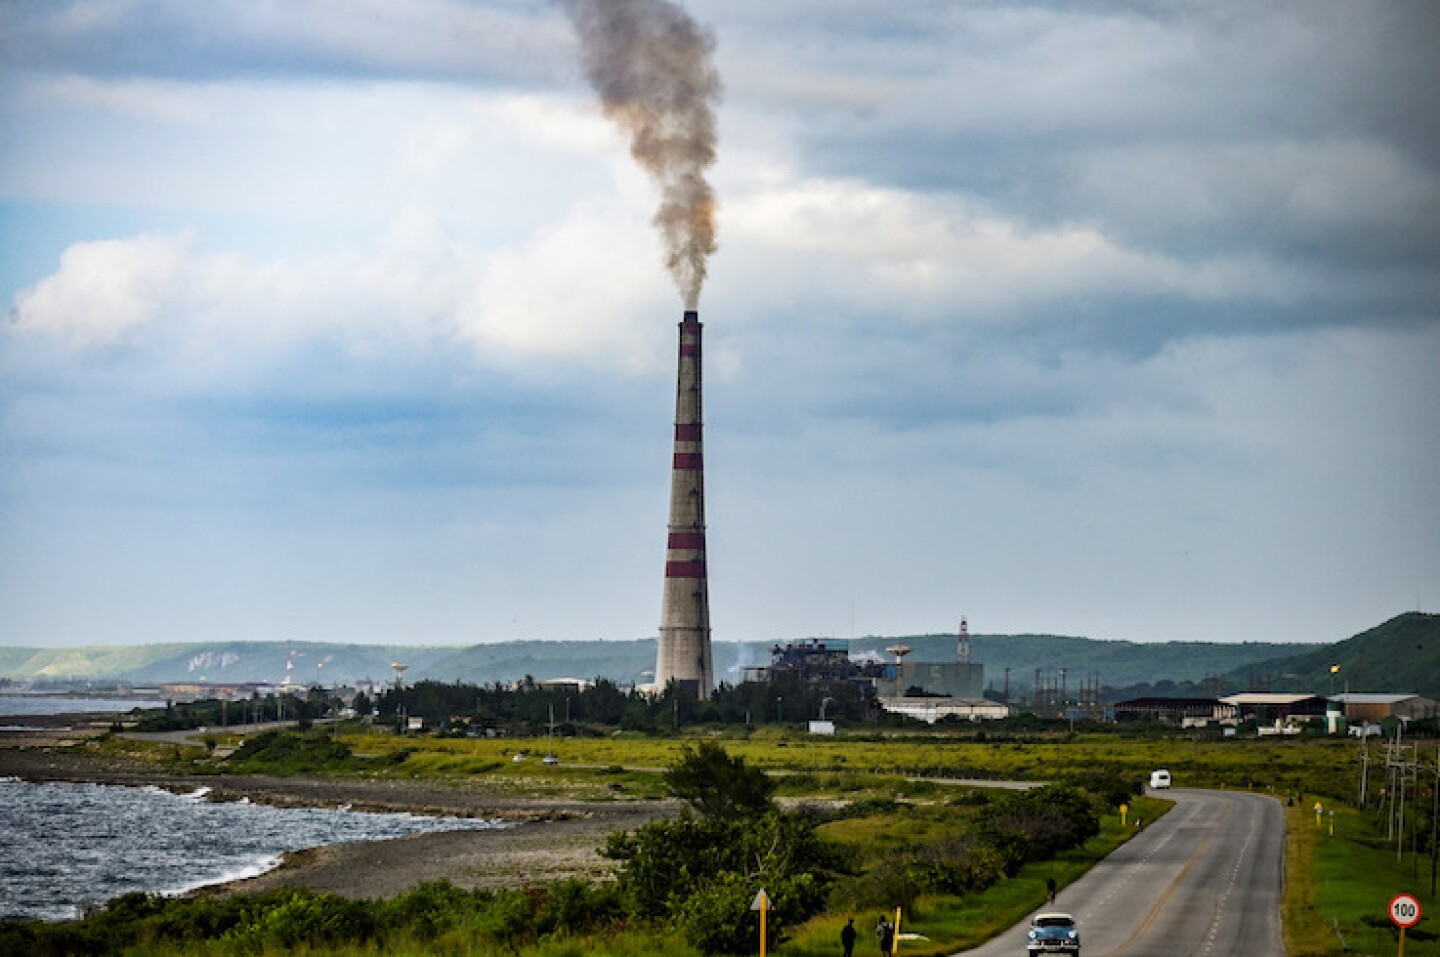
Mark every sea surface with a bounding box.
[0,777,508,921]
[0,694,165,726]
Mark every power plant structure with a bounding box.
[653,310,714,698]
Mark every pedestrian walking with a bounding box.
[1046,876,1057,904]
[876,915,895,957]
[841,917,857,957]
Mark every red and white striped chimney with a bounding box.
[655,309,713,698]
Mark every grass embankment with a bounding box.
[1285,798,1438,956]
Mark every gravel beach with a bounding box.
[0,731,677,900]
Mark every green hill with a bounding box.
[14,620,1427,696]
[421,640,658,686]
[1223,612,1440,697]
[840,633,1316,691]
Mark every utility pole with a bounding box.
[1358,730,1369,809]
[1430,744,1438,897]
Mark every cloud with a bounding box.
[0,0,571,87]
[2,0,1437,650]
[7,204,674,379]
[9,232,193,347]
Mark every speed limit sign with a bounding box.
[1390,893,1422,929]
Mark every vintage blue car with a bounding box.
[1027,912,1081,956]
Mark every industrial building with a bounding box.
[1220,693,1328,726]
[738,638,884,690]
[741,620,1007,723]
[1113,697,1239,727]
[1328,693,1437,725]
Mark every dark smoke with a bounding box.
[563,0,720,309]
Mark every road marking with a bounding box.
[1097,797,1232,957]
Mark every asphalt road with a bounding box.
[955,788,1285,957]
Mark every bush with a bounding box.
[663,740,776,819]
[223,889,376,948]
[976,785,1100,863]
[832,850,928,911]
[1058,767,1142,807]
[383,880,478,940]
[227,730,356,774]
[836,796,900,818]
[535,879,624,937]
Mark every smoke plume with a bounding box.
[564,0,720,308]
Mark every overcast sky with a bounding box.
[2,0,1437,650]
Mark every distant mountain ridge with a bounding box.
[1,631,1327,692]
[7,615,1433,696]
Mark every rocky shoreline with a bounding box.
[0,734,676,901]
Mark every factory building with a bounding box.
[742,621,1009,723]
[1328,693,1437,725]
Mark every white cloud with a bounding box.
[10,232,193,347]
[8,204,676,377]
[720,169,1261,322]
[457,202,674,371]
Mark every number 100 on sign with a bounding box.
[1390,893,1422,929]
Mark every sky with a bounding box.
[2,0,1437,651]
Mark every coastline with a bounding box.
[0,731,676,902]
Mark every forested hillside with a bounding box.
[2,630,1326,692]
[1222,612,1440,697]
[846,633,1320,692]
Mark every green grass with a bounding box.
[70,725,1429,955]
[306,729,1360,800]
[1285,799,1439,956]
[781,795,1171,956]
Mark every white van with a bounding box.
[1150,769,1172,789]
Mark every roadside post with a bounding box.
[1120,803,1128,827]
[1390,892,1421,957]
[750,888,772,957]
[1314,800,1323,827]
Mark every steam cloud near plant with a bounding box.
[564,0,720,308]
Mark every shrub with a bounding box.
[976,785,1100,863]
[383,880,479,940]
[222,889,375,948]
[663,740,776,819]
[227,730,356,774]
[535,879,623,937]
[1058,767,1142,807]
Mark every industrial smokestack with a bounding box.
[655,309,713,698]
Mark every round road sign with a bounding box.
[1390,893,1422,929]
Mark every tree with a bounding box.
[663,740,776,819]
[604,745,841,954]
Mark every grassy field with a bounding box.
[93,723,1433,955]
[190,725,1365,796]
[1285,797,1439,956]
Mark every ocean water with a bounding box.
[0,694,164,726]
[0,777,508,921]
